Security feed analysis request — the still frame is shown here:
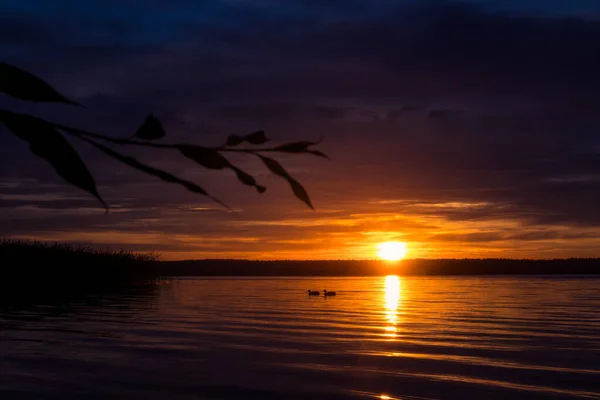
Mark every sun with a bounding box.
[377,241,408,261]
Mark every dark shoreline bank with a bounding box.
[161,258,600,276]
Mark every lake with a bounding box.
[1,276,599,399]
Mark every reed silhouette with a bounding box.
[0,239,165,305]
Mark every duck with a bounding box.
[323,290,337,296]
[307,290,320,296]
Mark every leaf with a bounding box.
[231,166,266,193]
[306,150,330,159]
[273,141,329,159]
[134,114,165,140]
[177,145,229,170]
[178,145,266,193]
[0,62,83,107]
[79,137,229,210]
[226,130,268,146]
[258,155,313,209]
[0,110,106,210]
[273,141,318,153]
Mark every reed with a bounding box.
[0,239,165,303]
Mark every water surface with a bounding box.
[1,276,599,399]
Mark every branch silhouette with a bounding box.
[0,62,328,210]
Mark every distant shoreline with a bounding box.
[160,258,600,276]
[2,239,598,280]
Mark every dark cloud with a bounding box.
[214,103,349,122]
[286,3,600,103]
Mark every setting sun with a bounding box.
[377,242,408,261]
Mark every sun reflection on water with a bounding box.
[383,275,402,337]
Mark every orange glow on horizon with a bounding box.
[11,199,600,260]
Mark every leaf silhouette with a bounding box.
[306,150,330,159]
[273,140,329,159]
[0,62,82,106]
[273,141,318,153]
[0,111,106,209]
[178,145,266,193]
[258,155,313,209]
[177,145,229,169]
[226,130,268,146]
[78,137,229,209]
[134,114,165,140]
[231,166,266,193]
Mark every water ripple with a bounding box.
[2,276,600,399]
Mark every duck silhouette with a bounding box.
[323,290,337,296]
[307,290,320,296]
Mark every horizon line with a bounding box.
[165,257,600,262]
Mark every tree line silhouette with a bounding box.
[163,258,600,276]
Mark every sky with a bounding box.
[1,0,599,260]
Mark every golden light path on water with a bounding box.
[383,275,402,338]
